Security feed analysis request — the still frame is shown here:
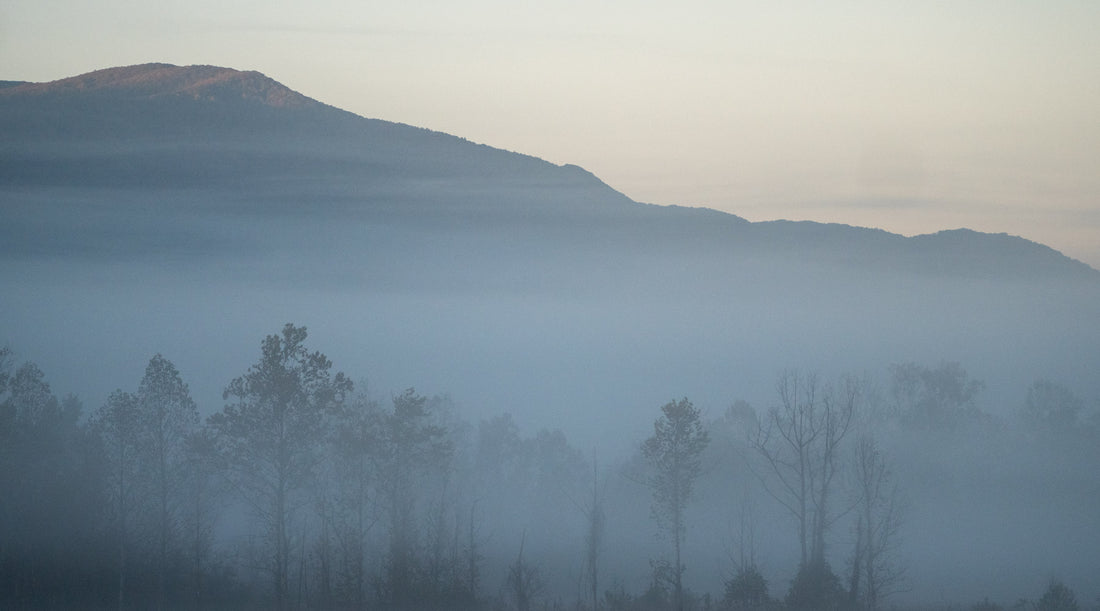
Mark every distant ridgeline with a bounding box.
[2,62,1100,610]
[1,63,1095,283]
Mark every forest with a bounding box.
[0,323,1096,611]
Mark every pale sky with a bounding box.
[3,1,1098,267]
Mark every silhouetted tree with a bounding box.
[179,425,227,609]
[94,388,144,611]
[582,451,606,611]
[750,372,859,567]
[374,387,452,607]
[329,391,380,607]
[848,435,904,610]
[209,323,351,611]
[890,362,984,431]
[642,397,709,611]
[137,353,199,610]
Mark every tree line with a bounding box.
[1,324,1096,611]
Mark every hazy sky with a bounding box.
[3,1,1098,267]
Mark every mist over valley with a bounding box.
[2,64,1098,610]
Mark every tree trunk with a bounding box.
[673,499,683,611]
[849,516,863,608]
[193,497,204,611]
[275,482,287,611]
[158,447,168,611]
[117,446,127,611]
[118,510,126,611]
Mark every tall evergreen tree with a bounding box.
[137,354,199,610]
[642,398,709,611]
[94,389,143,611]
[179,425,226,609]
[209,323,351,611]
[375,388,452,607]
[330,391,381,608]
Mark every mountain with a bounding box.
[3,63,1094,278]
[2,63,1099,447]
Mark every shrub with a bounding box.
[785,560,846,611]
[1037,580,1078,611]
[723,565,769,610]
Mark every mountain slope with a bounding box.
[1,63,1098,439]
[3,64,1095,283]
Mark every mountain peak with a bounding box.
[2,63,318,109]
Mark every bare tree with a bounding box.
[586,452,606,611]
[569,449,606,611]
[642,398,710,611]
[209,323,351,611]
[458,499,484,605]
[849,435,905,611]
[750,371,858,567]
